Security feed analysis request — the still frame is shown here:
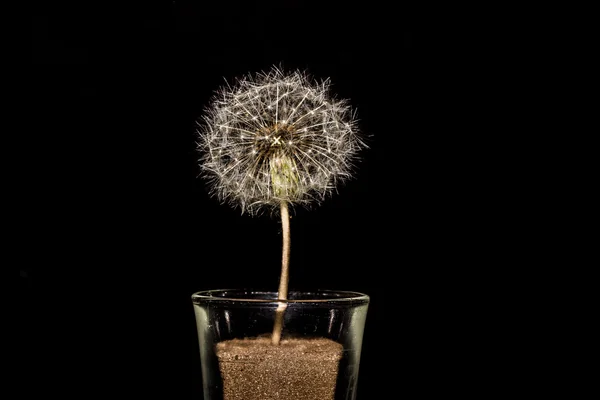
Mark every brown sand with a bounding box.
[215,336,343,400]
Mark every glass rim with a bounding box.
[191,288,369,304]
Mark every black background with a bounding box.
[24,1,507,398]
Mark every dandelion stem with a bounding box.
[271,201,290,345]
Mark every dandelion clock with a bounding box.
[192,66,370,400]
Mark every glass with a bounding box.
[192,289,369,400]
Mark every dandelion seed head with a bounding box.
[197,66,367,216]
